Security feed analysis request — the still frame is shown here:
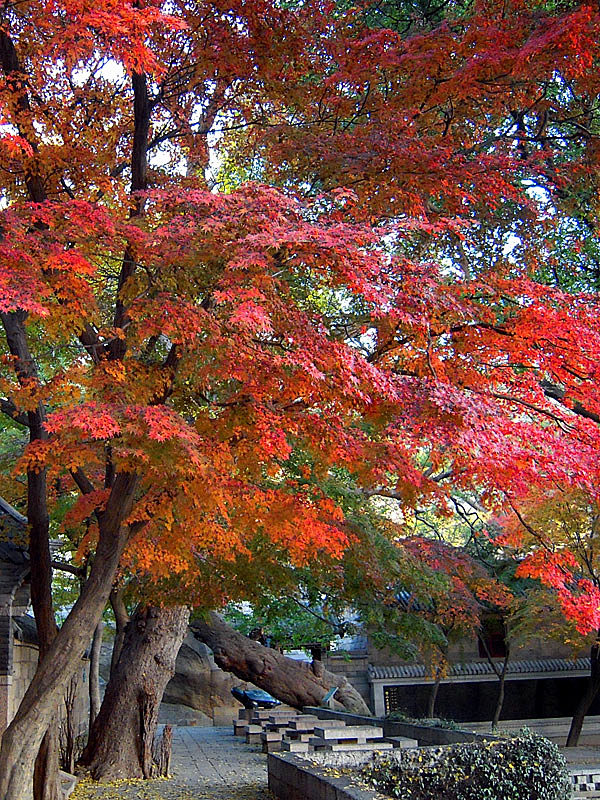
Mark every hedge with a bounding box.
[362,730,571,800]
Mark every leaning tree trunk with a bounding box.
[191,612,371,715]
[0,472,138,800]
[80,605,189,780]
[567,636,600,747]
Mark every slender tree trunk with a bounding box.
[109,589,129,677]
[28,439,61,800]
[427,666,443,718]
[0,472,138,800]
[89,621,104,737]
[80,605,189,780]
[61,677,78,774]
[492,649,510,730]
[567,637,600,747]
[191,612,372,715]
[478,627,510,732]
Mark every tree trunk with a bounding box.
[567,637,600,747]
[61,676,78,774]
[80,605,189,781]
[109,589,129,677]
[191,612,372,716]
[492,649,510,731]
[89,621,104,737]
[0,472,138,800]
[426,667,443,718]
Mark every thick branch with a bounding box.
[0,397,29,427]
[541,380,600,425]
[191,612,371,715]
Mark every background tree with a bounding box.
[492,489,600,745]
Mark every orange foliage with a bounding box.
[1,0,600,613]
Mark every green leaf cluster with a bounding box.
[362,731,571,800]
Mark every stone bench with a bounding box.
[313,725,383,742]
[310,726,386,751]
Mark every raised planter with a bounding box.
[268,751,379,800]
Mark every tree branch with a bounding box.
[0,398,29,427]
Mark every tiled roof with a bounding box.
[0,496,29,595]
[13,614,37,645]
[369,658,591,681]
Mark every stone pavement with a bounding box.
[72,727,273,800]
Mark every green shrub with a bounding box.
[385,710,460,730]
[362,731,571,800]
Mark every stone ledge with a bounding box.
[268,752,378,800]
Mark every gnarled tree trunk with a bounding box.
[191,612,371,715]
[0,473,138,800]
[80,605,189,780]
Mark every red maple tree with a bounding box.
[1,0,600,796]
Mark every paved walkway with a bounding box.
[170,726,271,798]
[72,727,273,800]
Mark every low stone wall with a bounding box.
[268,752,378,800]
[11,640,38,719]
[303,707,491,746]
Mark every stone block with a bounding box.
[317,742,394,752]
[268,712,297,723]
[252,709,275,721]
[384,736,418,748]
[262,731,283,742]
[281,740,309,753]
[262,739,283,753]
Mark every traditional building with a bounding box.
[322,629,595,723]
[0,496,33,734]
[0,497,89,746]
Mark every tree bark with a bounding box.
[89,621,104,737]
[109,589,129,676]
[567,636,600,746]
[191,612,372,716]
[1,309,61,800]
[0,472,138,800]
[80,605,189,781]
